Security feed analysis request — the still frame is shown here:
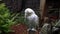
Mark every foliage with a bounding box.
[14,13,27,24]
[0,3,28,34]
[50,19,60,27]
[54,20,60,27]
[0,3,19,34]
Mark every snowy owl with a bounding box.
[24,8,39,31]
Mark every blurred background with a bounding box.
[0,0,60,34]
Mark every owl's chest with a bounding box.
[27,15,35,21]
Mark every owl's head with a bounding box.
[25,8,35,15]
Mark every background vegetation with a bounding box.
[0,3,26,34]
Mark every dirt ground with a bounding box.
[10,23,39,34]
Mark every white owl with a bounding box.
[24,8,39,31]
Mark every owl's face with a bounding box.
[25,8,35,16]
[26,11,33,15]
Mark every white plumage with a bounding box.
[24,8,39,30]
